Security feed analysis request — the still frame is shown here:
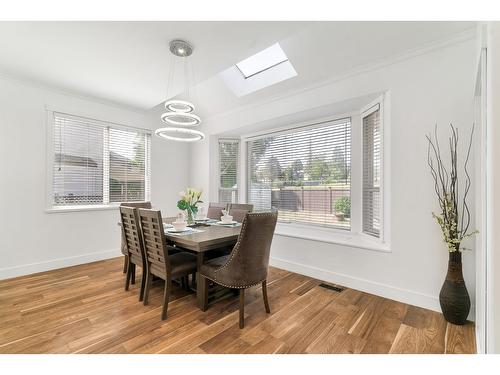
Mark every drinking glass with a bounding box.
[197,206,206,220]
[176,211,186,223]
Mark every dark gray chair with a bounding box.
[119,206,147,302]
[228,203,254,223]
[138,208,197,320]
[120,201,152,277]
[207,202,228,220]
[198,211,278,328]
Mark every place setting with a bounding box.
[193,206,218,226]
[164,211,206,236]
[212,210,241,227]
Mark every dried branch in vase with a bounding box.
[426,124,478,252]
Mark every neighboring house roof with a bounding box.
[55,153,98,168]
[55,152,145,183]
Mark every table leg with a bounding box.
[196,252,204,309]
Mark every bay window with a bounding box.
[216,97,385,244]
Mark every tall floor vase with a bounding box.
[439,251,470,325]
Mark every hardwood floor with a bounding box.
[0,257,476,354]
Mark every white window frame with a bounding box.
[359,95,389,246]
[217,138,240,204]
[360,101,382,239]
[45,107,152,213]
[239,97,390,252]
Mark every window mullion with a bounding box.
[145,134,151,201]
[103,126,110,205]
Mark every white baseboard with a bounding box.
[0,249,121,280]
[270,256,475,321]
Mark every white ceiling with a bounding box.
[0,21,475,114]
[0,21,310,109]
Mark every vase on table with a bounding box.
[439,250,470,325]
[186,207,195,226]
[177,188,203,226]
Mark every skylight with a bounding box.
[235,43,289,79]
[219,42,297,97]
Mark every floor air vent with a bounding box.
[319,283,345,293]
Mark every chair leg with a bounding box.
[262,280,270,313]
[131,264,136,285]
[143,270,153,306]
[161,277,171,320]
[122,255,128,274]
[139,267,147,302]
[239,289,245,329]
[125,260,132,291]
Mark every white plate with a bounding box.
[165,228,191,233]
[163,223,173,228]
[217,221,238,225]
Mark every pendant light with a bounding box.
[155,39,204,142]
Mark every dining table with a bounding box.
[119,217,242,309]
[162,217,242,308]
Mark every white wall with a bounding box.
[0,77,190,279]
[191,38,477,316]
[486,22,500,354]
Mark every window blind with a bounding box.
[362,106,381,237]
[247,118,351,229]
[218,139,239,204]
[52,112,151,207]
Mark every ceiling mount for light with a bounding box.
[156,39,204,142]
[169,39,193,57]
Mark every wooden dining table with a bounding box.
[120,217,242,309]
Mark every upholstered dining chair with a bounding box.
[228,203,254,223]
[198,211,278,328]
[138,208,197,320]
[119,206,148,302]
[120,201,152,276]
[207,202,228,220]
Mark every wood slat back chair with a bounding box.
[198,211,278,328]
[138,208,197,320]
[119,206,147,302]
[207,202,228,220]
[120,201,152,275]
[228,203,254,223]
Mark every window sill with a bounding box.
[45,205,120,214]
[274,223,390,253]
